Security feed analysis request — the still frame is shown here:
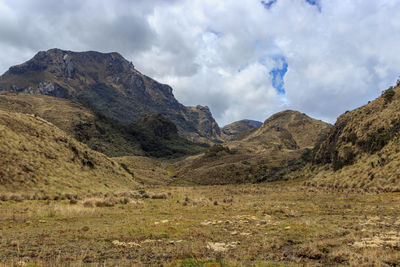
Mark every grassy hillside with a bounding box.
[173,111,331,185]
[243,110,331,149]
[114,156,173,186]
[0,109,138,195]
[306,83,400,191]
[0,92,208,158]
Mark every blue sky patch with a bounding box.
[269,56,288,95]
[262,0,321,11]
[305,0,321,11]
[261,0,277,9]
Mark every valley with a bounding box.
[1,182,399,266]
[0,49,400,266]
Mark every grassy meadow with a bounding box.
[1,180,399,266]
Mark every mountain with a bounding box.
[221,119,262,141]
[0,109,138,195]
[0,48,222,143]
[173,110,331,185]
[242,110,331,149]
[0,92,208,158]
[306,83,400,192]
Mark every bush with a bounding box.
[95,198,116,207]
[151,193,167,199]
[9,194,24,202]
[203,144,233,158]
[382,87,395,104]
[83,200,94,208]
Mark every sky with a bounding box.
[1,0,400,126]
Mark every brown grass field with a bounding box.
[1,180,399,266]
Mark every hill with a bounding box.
[0,48,222,143]
[0,92,208,158]
[305,82,400,192]
[221,119,262,141]
[242,110,331,149]
[173,110,331,185]
[0,109,138,195]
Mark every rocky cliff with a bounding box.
[0,48,222,143]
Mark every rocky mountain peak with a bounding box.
[0,48,222,143]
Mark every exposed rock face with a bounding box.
[184,105,222,143]
[222,119,262,141]
[0,48,221,143]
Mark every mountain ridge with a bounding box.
[0,48,222,143]
[173,110,331,185]
[0,92,208,158]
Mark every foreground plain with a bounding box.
[1,180,399,266]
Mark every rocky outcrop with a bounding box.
[222,119,262,141]
[0,48,222,143]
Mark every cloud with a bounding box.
[1,0,400,126]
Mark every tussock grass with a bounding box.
[1,182,399,266]
[0,109,138,195]
[306,84,400,192]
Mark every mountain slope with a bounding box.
[305,83,400,191]
[221,119,262,141]
[0,48,221,143]
[0,92,208,158]
[243,110,331,149]
[0,109,138,194]
[173,110,331,185]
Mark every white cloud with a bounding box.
[1,0,400,125]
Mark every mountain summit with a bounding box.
[0,48,221,143]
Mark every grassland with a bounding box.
[1,181,399,266]
[0,109,138,195]
[0,92,208,159]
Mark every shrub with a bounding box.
[203,144,233,158]
[151,194,167,199]
[95,198,116,207]
[347,132,358,145]
[0,194,9,201]
[83,200,94,208]
[9,194,24,202]
[382,87,395,104]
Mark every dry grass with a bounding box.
[305,133,400,192]
[1,181,399,266]
[0,109,138,195]
[172,111,331,186]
